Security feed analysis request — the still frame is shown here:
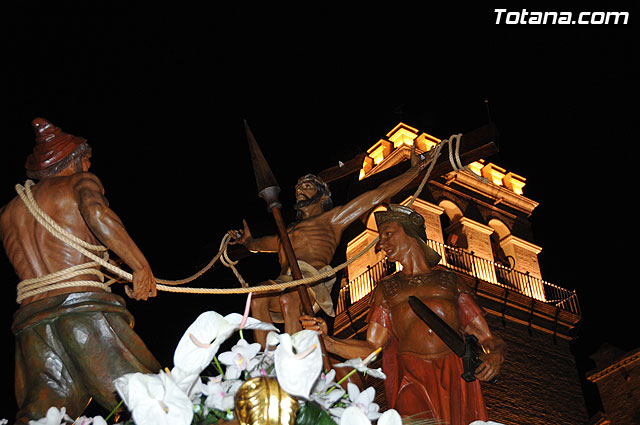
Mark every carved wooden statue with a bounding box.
[0,118,160,424]
[230,123,498,352]
[302,205,505,424]
[229,146,433,348]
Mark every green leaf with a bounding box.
[294,401,337,425]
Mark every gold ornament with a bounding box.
[234,377,299,425]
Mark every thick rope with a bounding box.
[16,260,111,303]
[14,134,473,297]
[446,133,489,184]
[170,132,468,295]
[405,137,447,208]
[14,180,242,300]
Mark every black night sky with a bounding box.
[3,6,639,421]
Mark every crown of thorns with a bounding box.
[296,174,331,197]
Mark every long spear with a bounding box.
[244,120,332,372]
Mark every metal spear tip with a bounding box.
[244,120,282,209]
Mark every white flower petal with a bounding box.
[378,409,402,425]
[347,382,361,402]
[114,372,148,410]
[365,403,381,421]
[311,368,339,396]
[364,368,386,379]
[204,378,243,412]
[334,358,362,369]
[265,331,281,348]
[239,340,262,359]
[173,311,277,378]
[274,330,322,399]
[469,422,506,425]
[217,351,236,366]
[356,386,376,405]
[28,406,72,425]
[323,369,337,384]
[114,372,193,425]
[169,366,203,400]
[310,386,346,410]
[328,406,345,419]
[339,406,372,425]
[334,358,386,380]
[91,416,108,425]
[173,311,229,375]
[223,365,243,380]
[224,313,278,332]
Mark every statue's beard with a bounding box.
[294,192,324,211]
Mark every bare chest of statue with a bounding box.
[380,270,463,359]
[278,217,339,269]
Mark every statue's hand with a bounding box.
[410,142,431,172]
[228,219,252,245]
[410,141,419,168]
[475,339,505,382]
[300,315,328,336]
[125,266,157,301]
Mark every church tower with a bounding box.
[329,123,587,424]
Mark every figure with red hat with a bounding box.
[0,118,161,424]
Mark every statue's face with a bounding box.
[81,153,92,172]
[377,221,410,262]
[295,180,319,203]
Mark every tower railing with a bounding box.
[336,240,580,316]
[336,258,395,314]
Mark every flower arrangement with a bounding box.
[19,297,505,425]
[22,295,398,425]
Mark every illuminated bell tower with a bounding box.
[331,122,587,425]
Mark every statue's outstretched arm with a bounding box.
[329,144,428,230]
[74,173,156,300]
[300,314,389,360]
[228,218,279,253]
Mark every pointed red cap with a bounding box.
[25,118,87,171]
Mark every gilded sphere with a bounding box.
[234,377,299,425]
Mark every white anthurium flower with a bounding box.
[309,369,345,410]
[329,383,381,422]
[28,406,72,425]
[272,330,322,399]
[377,409,403,425]
[113,371,193,425]
[203,375,243,412]
[218,338,262,380]
[336,405,372,425]
[173,311,278,378]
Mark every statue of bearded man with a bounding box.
[293,174,334,219]
[229,145,433,348]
